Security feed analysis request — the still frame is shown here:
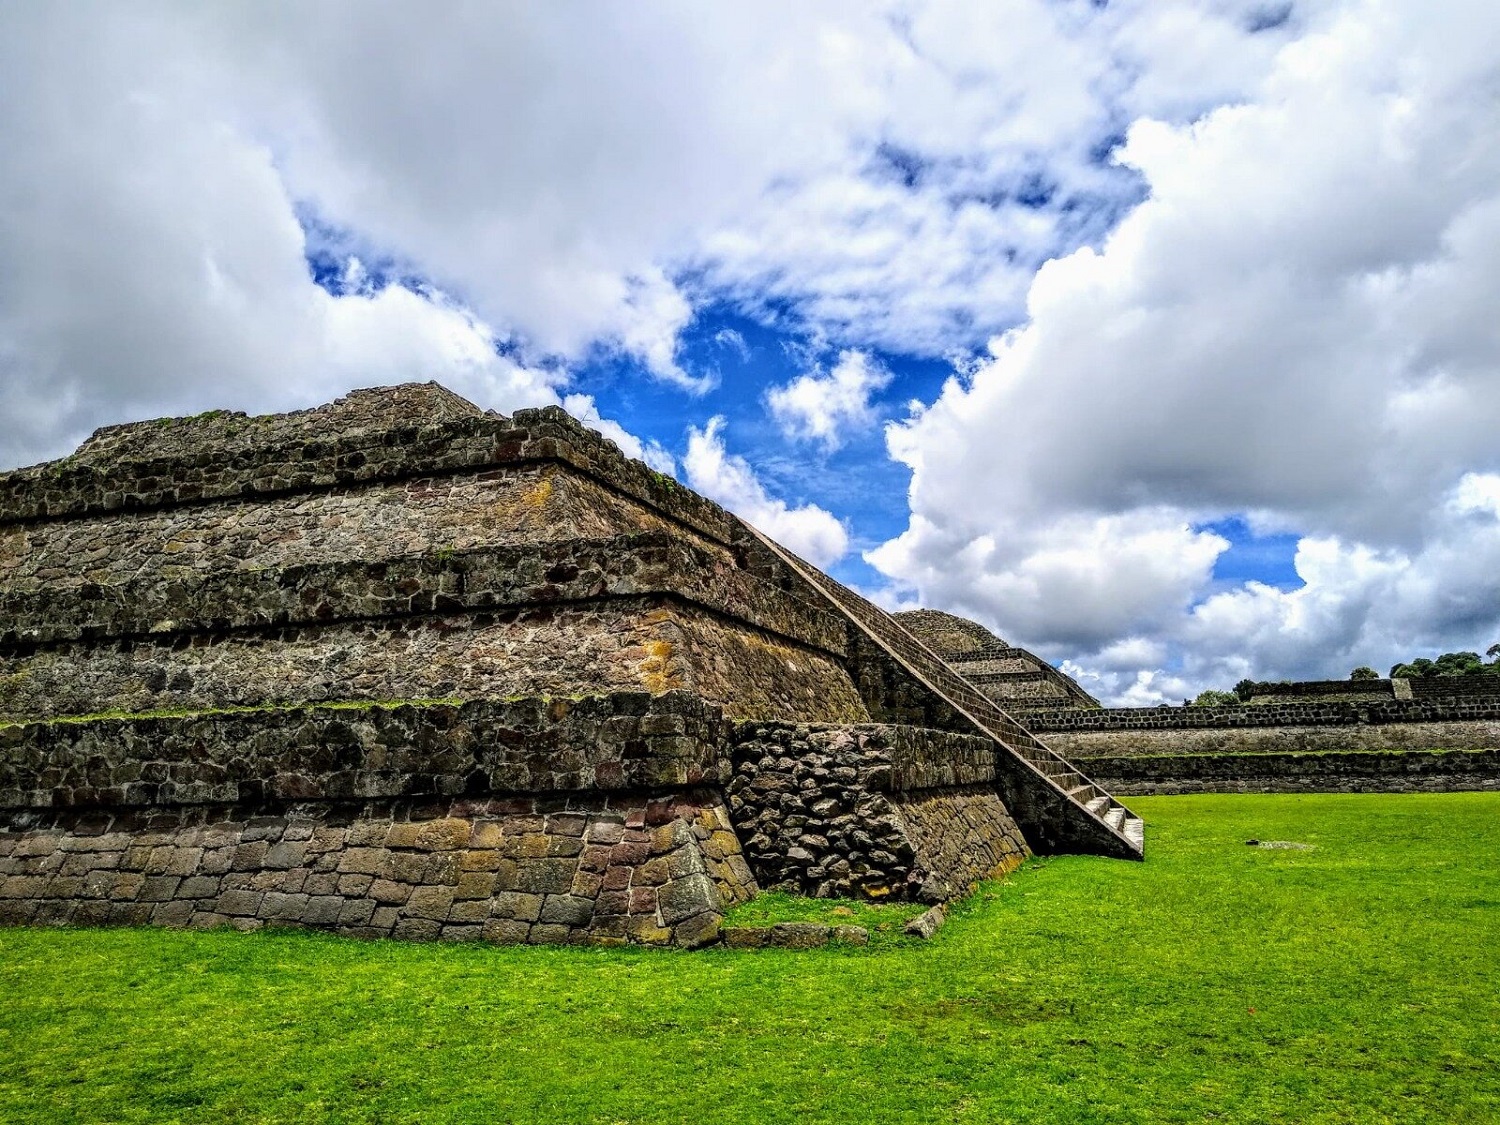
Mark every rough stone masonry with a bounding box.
[0,383,1140,946]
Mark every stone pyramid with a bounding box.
[0,384,1140,947]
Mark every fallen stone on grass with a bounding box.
[904,905,945,939]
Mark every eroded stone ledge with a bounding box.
[0,692,729,810]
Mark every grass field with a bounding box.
[2,792,1497,1124]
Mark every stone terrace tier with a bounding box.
[0,385,739,546]
[1,692,1046,942]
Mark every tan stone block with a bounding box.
[449,899,490,923]
[482,918,530,944]
[337,847,384,875]
[380,853,427,884]
[337,874,374,896]
[405,886,454,921]
[626,915,673,946]
[454,872,495,900]
[370,879,410,905]
[383,822,423,849]
[469,821,507,849]
[518,833,550,858]
[165,847,204,876]
[415,819,471,851]
[347,821,391,847]
[491,859,519,892]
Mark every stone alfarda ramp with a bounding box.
[740,529,1144,860]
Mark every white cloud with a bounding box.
[0,1,1306,470]
[684,417,848,568]
[5,0,1498,703]
[870,0,1500,702]
[767,349,892,449]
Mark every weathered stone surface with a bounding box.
[728,723,1027,900]
[0,692,732,809]
[904,906,945,939]
[1082,748,1500,795]
[0,792,754,947]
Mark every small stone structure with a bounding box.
[0,384,1141,946]
[1025,697,1500,794]
[894,609,1100,712]
[890,610,1500,796]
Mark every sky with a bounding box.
[3,1,1500,705]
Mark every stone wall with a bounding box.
[0,792,751,947]
[0,527,846,656]
[0,692,730,809]
[0,466,711,597]
[0,689,1051,942]
[1409,677,1500,700]
[0,598,868,726]
[726,723,1028,902]
[1029,700,1500,761]
[1048,720,1500,759]
[1,391,740,552]
[1082,749,1500,795]
[0,691,756,946]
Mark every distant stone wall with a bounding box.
[1029,700,1500,764]
[1082,749,1500,795]
[1408,677,1500,700]
[1242,678,1398,703]
[1046,721,1500,759]
[0,792,751,947]
[726,723,1027,902]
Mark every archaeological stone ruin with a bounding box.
[0,383,1143,947]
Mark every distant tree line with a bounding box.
[1185,644,1500,707]
[1388,646,1500,680]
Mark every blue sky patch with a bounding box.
[1199,516,1303,590]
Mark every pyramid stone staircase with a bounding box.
[740,528,1144,860]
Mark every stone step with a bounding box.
[1103,805,1127,833]
[740,524,1143,859]
[1085,795,1110,816]
[1122,816,1145,847]
[1064,782,1095,801]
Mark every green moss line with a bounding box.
[0,691,633,731]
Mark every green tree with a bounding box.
[1350,666,1379,681]
[1390,657,1435,679]
[1191,689,1241,708]
[1233,678,1259,702]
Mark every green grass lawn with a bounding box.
[2,792,1498,1124]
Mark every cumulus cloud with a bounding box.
[6,1,1496,701]
[767,350,892,450]
[870,0,1500,702]
[0,1,1305,468]
[684,418,849,568]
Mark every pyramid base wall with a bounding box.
[0,694,1041,944]
[0,791,752,948]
